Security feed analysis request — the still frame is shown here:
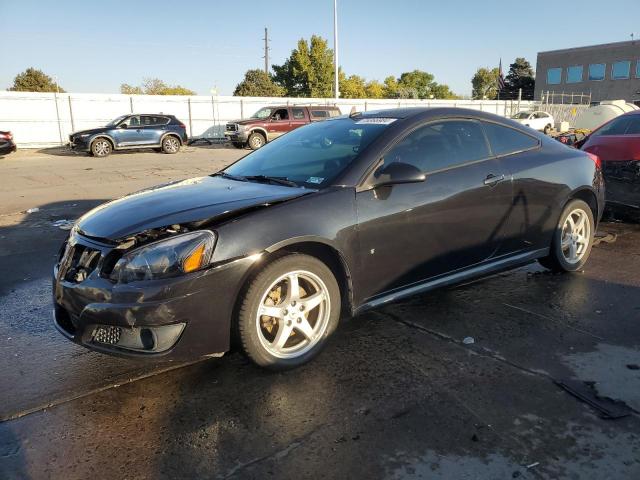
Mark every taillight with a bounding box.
[585,152,601,169]
[179,123,186,129]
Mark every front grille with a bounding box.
[93,326,122,345]
[226,123,238,132]
[60,243,102,283]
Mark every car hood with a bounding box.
[228,119,267,126]
[76,175,310,240]
[71,127,107,136]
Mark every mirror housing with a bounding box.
[118,123,128,129]
[372,162,426,187]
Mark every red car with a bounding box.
[580,110,640,213]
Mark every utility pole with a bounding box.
[263,27,270,74]
[333,0,339,100]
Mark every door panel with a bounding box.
[111,115,144,146]
[140,115,166,145]
[354,119,513,302]
[266,108,291,140]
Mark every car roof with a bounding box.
[263,105,339,109]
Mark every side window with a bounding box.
[124,115,140,127]
[382,120,490,173]
[593,116,633,136]
[482,122,539,156]
[271,108,289,121]
[292,108,305,120]
[310,110,329,119]
[328,109,340,117]
[141,115,153,126]
[625,117,640,134]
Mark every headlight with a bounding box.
[236,124,246,131]
[110,231,216,283]
[79,133,91,138]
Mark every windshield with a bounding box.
[251,108,274,119]
[224,117,394,188]
[106,115,128,126]
[512,112,531,119]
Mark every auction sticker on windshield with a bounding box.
[354,118,397,125]
[307,177,324,184]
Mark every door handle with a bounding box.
[484,174,505,186]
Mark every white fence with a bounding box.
[0,91,536,148]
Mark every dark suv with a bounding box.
[69,114,188,157]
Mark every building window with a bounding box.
[636,61,640,78]
[612,61,631,79]
[566,65,583,83]
[588,63,606,81]
[547,68,562,85]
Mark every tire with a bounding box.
[161,135,181,154]
[91,138,112,158]
[543,124,552,134]
[237,254,341,370]
[248,132,266,150]
[232,142,245,149]
[538,199,594,272]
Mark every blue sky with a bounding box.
[2,0,639,96]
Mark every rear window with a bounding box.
[483,122,539,156]
[592,116,634,136]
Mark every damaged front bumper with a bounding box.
[52,233,254,361]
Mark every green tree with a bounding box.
[471,67,499,99]
[383,75,399,98]
[365,80,385,99]
[504,57,535,100]
[397,70,435,98]
[9,68,65,93]
[430,83,460,99]
[120,78,196,95]
[272,35,334,97]
[340,74,367,99]
[233,69,285,97]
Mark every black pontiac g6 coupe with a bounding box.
[53,108,604,370]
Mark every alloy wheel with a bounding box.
[93,140,111,157]
[164,137,180,153]
[255,270,331,359]
[560,208,591,264]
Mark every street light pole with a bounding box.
[333,0,339,100]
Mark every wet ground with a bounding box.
[1,148,639,479]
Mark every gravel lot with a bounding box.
[1,147,639,480]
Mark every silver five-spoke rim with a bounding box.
[561,208,590,264]
[94,140,110,156]
[164,137,179,152]
[256,270,330,359]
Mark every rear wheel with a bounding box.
[237,254,340,370]
[248,132,266,150]
[161,135,180,154]
[91,138,112,157]
[539,199,594,272]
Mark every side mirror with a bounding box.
[118,123,128,129]
[373,162,426,187]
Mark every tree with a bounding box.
[383,76,399,98]
[233,69,284,97]
[120,83,143,94]
[398,70,435,99]
[340,74,367,99]
[120,78,196,95]
[504,57,535,100]
[272,35,334,97]
[9,68,65,93]
[365,80,385,99]
[430,83,460,99]
[471,67,499,100]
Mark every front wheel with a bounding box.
[91,138,112,157]
[161,136,181,154]
[237,254,341,370]
[248,132,266,150]
[539,199,594,272]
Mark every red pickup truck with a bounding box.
[224,105,341,150]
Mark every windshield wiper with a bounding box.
[244,175,298,187]
[214,171,248,182]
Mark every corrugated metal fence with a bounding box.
[0,91,537,148]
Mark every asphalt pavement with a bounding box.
[1,147,639,479]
